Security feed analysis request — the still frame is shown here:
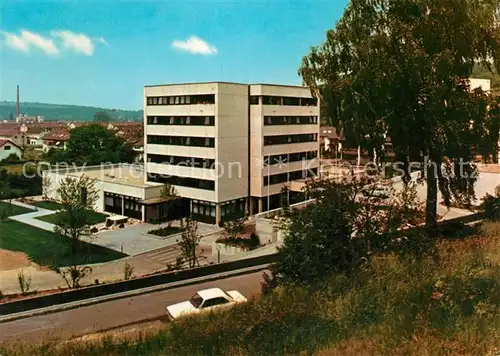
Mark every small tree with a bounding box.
[54,266,92,289]
[223,212,246,239]
[178,217,201,268]
[42,174,52,200]
[160,183,178,227]
[123,262,134,280]
[53,175,99,289]
[17,270,32,295]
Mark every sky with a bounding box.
[0,0,348,110]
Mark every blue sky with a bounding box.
[1,0,348,110]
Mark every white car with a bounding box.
[166,287,247,320]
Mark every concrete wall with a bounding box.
[215,83,249,203]
[253,199,316,245]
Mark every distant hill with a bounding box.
[0,101,143,122]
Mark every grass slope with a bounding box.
[3,222,500,356]
[0,220,126,267]
[32,200,65,211]
[0,202,33,217]
[0,101,143,122]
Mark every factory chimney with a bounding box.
[16,85,20,119]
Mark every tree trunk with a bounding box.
[425,159,438,230]
[357,146,361,167]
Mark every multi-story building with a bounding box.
[144,82,320,224]
[45,81,320,226]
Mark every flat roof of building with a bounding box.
[59,164,153,188]
[144,81,248,88]
[144,81,308,89]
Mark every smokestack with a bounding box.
[16,85,20,119]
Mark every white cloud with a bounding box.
[171,36,217,55]
[1,31,29,53]
[20,30,59,55]
[51,30,95,56]
[1,29,107,56]
[1,30,58,55]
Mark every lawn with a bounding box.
[0,220,126,267]
[36,210,109,225]
[0,201,33,217]
[33,200,65,211]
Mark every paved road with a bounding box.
[0,270,268,345]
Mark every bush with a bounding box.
[148,226,184,237]
[481,186,500,221]
[216,235,260,250]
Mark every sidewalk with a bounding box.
[3,199,57,232]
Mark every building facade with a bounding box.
[144,82,320,224]
[249,84,320,213]
[0,139,23,161]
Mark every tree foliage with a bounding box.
[299,0,500,228]
[52,175,99,288]
[160,183,178,201]
[178,217,201,268]
[269,178,426,287]
[47,124,135,165]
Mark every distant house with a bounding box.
[0,139,23,161]
[42,127,71,152]
[320,126,344,156]
[0,122,64,148]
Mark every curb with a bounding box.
[0,264,270,324]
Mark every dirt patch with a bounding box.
[0,250,34,271]
[0,249,49,271]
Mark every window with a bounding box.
[283,97,300,106]
[301,97,318,106]
[263,116,319,125]
[147,154,215,168]
[148,173,215,191]
[203,297,229,308]
[264,168,318,186]
[190,293,204,308]
[147,135,215,148]
[146,94,215,106]
[262,96,282,105]
[263,133,317,146]
[249,96,259,105]
[147,116,215,126]
[4,145,11,151]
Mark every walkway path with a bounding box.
[3,199,57,232]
